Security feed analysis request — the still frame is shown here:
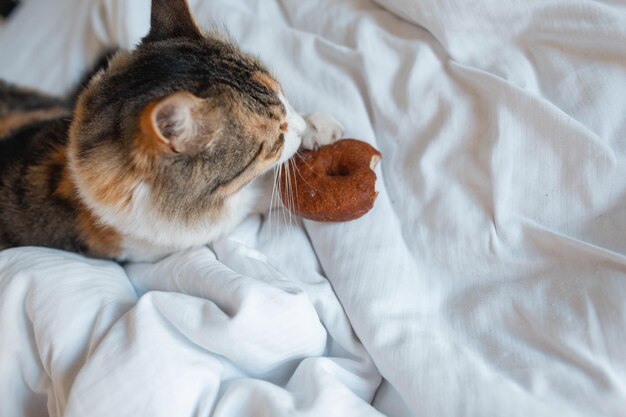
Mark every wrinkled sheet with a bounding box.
[2,0,626,416]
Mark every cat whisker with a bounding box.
[291,153,324,195]
[285,159,295,231]
[267,165,279,242]
[290,158,301,221]
[277,163,290,235]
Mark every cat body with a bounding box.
[0,0,342,262]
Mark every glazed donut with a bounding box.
[280,139,381,222]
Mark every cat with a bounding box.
[0,0,343,262]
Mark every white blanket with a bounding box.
[1,0,626,416]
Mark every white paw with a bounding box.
[300,112,344,150]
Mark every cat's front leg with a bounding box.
[300,112,344,150]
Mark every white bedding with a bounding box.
[1,0,626,416]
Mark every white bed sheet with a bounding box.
[1,0,626,416]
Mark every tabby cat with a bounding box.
[0,0,343,261]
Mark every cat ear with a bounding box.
[143,0,202,43]
[142,92,217,154]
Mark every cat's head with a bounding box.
[69,0,305,224]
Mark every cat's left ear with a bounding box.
[143,0,202,43]
[141,92,222,154]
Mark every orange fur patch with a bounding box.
[0,107,69,138]
[252,72,281,93]
[54,163,122,258]
[135,101,174,169]
[76,208,122,259]
[29,145,123,258]
[82,163,139,210]
[71,95,142,211]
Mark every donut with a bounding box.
[280,139,381,222]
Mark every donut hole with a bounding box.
[327,164,352,177]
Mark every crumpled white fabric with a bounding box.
[0,216,383,417]
[2,0,626,416]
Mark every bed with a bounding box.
[1,0,625,416]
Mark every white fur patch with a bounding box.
[277,94,305,164]
[78,180,258,262]
[122,183,258,261]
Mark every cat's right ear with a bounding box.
[143,0,202,43]
[140,92,222,154]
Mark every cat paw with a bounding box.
[301,112,344,150]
